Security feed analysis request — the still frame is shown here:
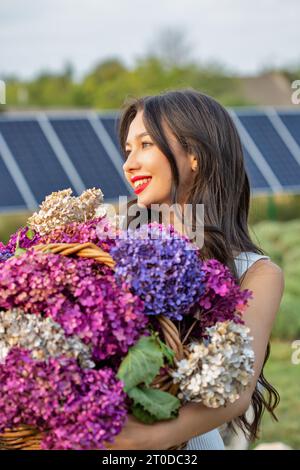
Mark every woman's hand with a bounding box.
[103,414,171,450]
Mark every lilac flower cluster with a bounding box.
[0,250,148,361]
[5,226,42,252]
[0,347,127,449]
[196,259,253,331]
[110,222,206,321]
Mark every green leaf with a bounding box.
[26,229,35,240]
[14,247,26,257]
[117,335,164,393]
[131,404,156,424]
[156,336,175,366]
[128,386,180,422]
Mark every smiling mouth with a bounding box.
[133,178,152,195]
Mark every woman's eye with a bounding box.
[125,142,152,157]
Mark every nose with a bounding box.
[122,149,141,175]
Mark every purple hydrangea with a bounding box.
[0,347,127,449]
[0,249,149,361]
[5,226,42,252]
[196,259,253,331]
[110,222,206,321]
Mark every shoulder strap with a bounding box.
[234,252,270,281]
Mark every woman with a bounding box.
[106,88,284,450]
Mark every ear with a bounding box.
[189,155,198,172]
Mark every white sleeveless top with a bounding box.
[185,251,270,450]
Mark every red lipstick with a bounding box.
[134,178,152,194]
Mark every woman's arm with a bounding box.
[152,259,285,449]
[106,259,284,450]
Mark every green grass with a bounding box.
[0,212,31,244]
[251,340,300,449]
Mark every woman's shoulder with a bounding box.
[234,251,270,262]
[234,251,283,284]
[234,251,272,280]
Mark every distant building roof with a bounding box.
[239,72,292,106]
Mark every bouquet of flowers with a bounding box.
[0,188,255,450]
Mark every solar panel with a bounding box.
[0,119,77,203]
[49,118,132,201]
[0,150,26,210]
[0,109,300,214]
[237,112,300,189]
[278,112,300,149]
[242,146,270,193]
[99,115,123,155]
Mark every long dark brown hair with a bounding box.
[116,88,280,441]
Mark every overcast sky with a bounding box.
[1,0,300,80]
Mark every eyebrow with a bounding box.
[125,132,150,145]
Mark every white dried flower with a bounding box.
[171,320,255,408]
[0,309,95,369]
[27,187,105,236]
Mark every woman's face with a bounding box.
[123,109,196,210]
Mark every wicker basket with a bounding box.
[0,242,188,450]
